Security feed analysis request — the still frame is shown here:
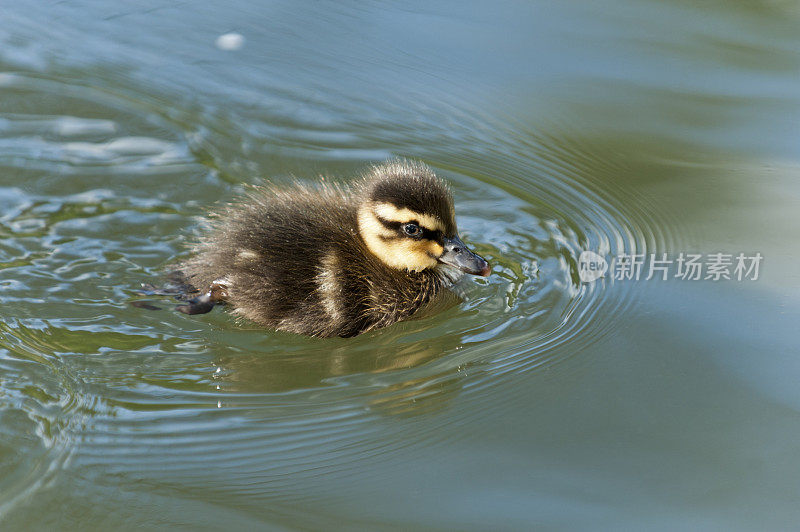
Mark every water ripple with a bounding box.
[0,54,686,513]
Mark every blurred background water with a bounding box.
[1,0,799,529]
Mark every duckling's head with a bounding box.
[357,161,491,276]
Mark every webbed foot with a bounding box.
[174,278,229,316]
[176,292,216,314]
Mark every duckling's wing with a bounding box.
[176,181,361,336]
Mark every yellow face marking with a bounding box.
[357,204,441,272]
[372,202,444,232]
[426,241,444,257]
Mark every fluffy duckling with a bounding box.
[174,160,490,337]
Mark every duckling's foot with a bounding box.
[175,292,216,314]
[175,278,229,315]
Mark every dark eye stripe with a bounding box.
[376,216,403,231]
[376,215,442,242]
[421,228,442,242]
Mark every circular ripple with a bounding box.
[0,71,222,514]
[69,115,685,511]
[0,65,686,517]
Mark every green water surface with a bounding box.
[1,1,799,529]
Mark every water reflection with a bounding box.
[0,63,654,519]
[2,0,799,528]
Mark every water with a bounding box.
[1,1,799,529]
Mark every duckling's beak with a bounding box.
[438,235,491,276]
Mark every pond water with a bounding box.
[1,1,799,529]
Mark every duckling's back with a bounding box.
[175,161,474,337]
[178,182,363,336]
[181,180,443,337]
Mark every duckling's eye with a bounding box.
[402,223,421,237]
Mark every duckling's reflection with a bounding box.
[207,296,468,416]
[364,369,464,418]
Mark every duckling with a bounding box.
[173,160,490,338]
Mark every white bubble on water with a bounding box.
[215,33,245,51]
